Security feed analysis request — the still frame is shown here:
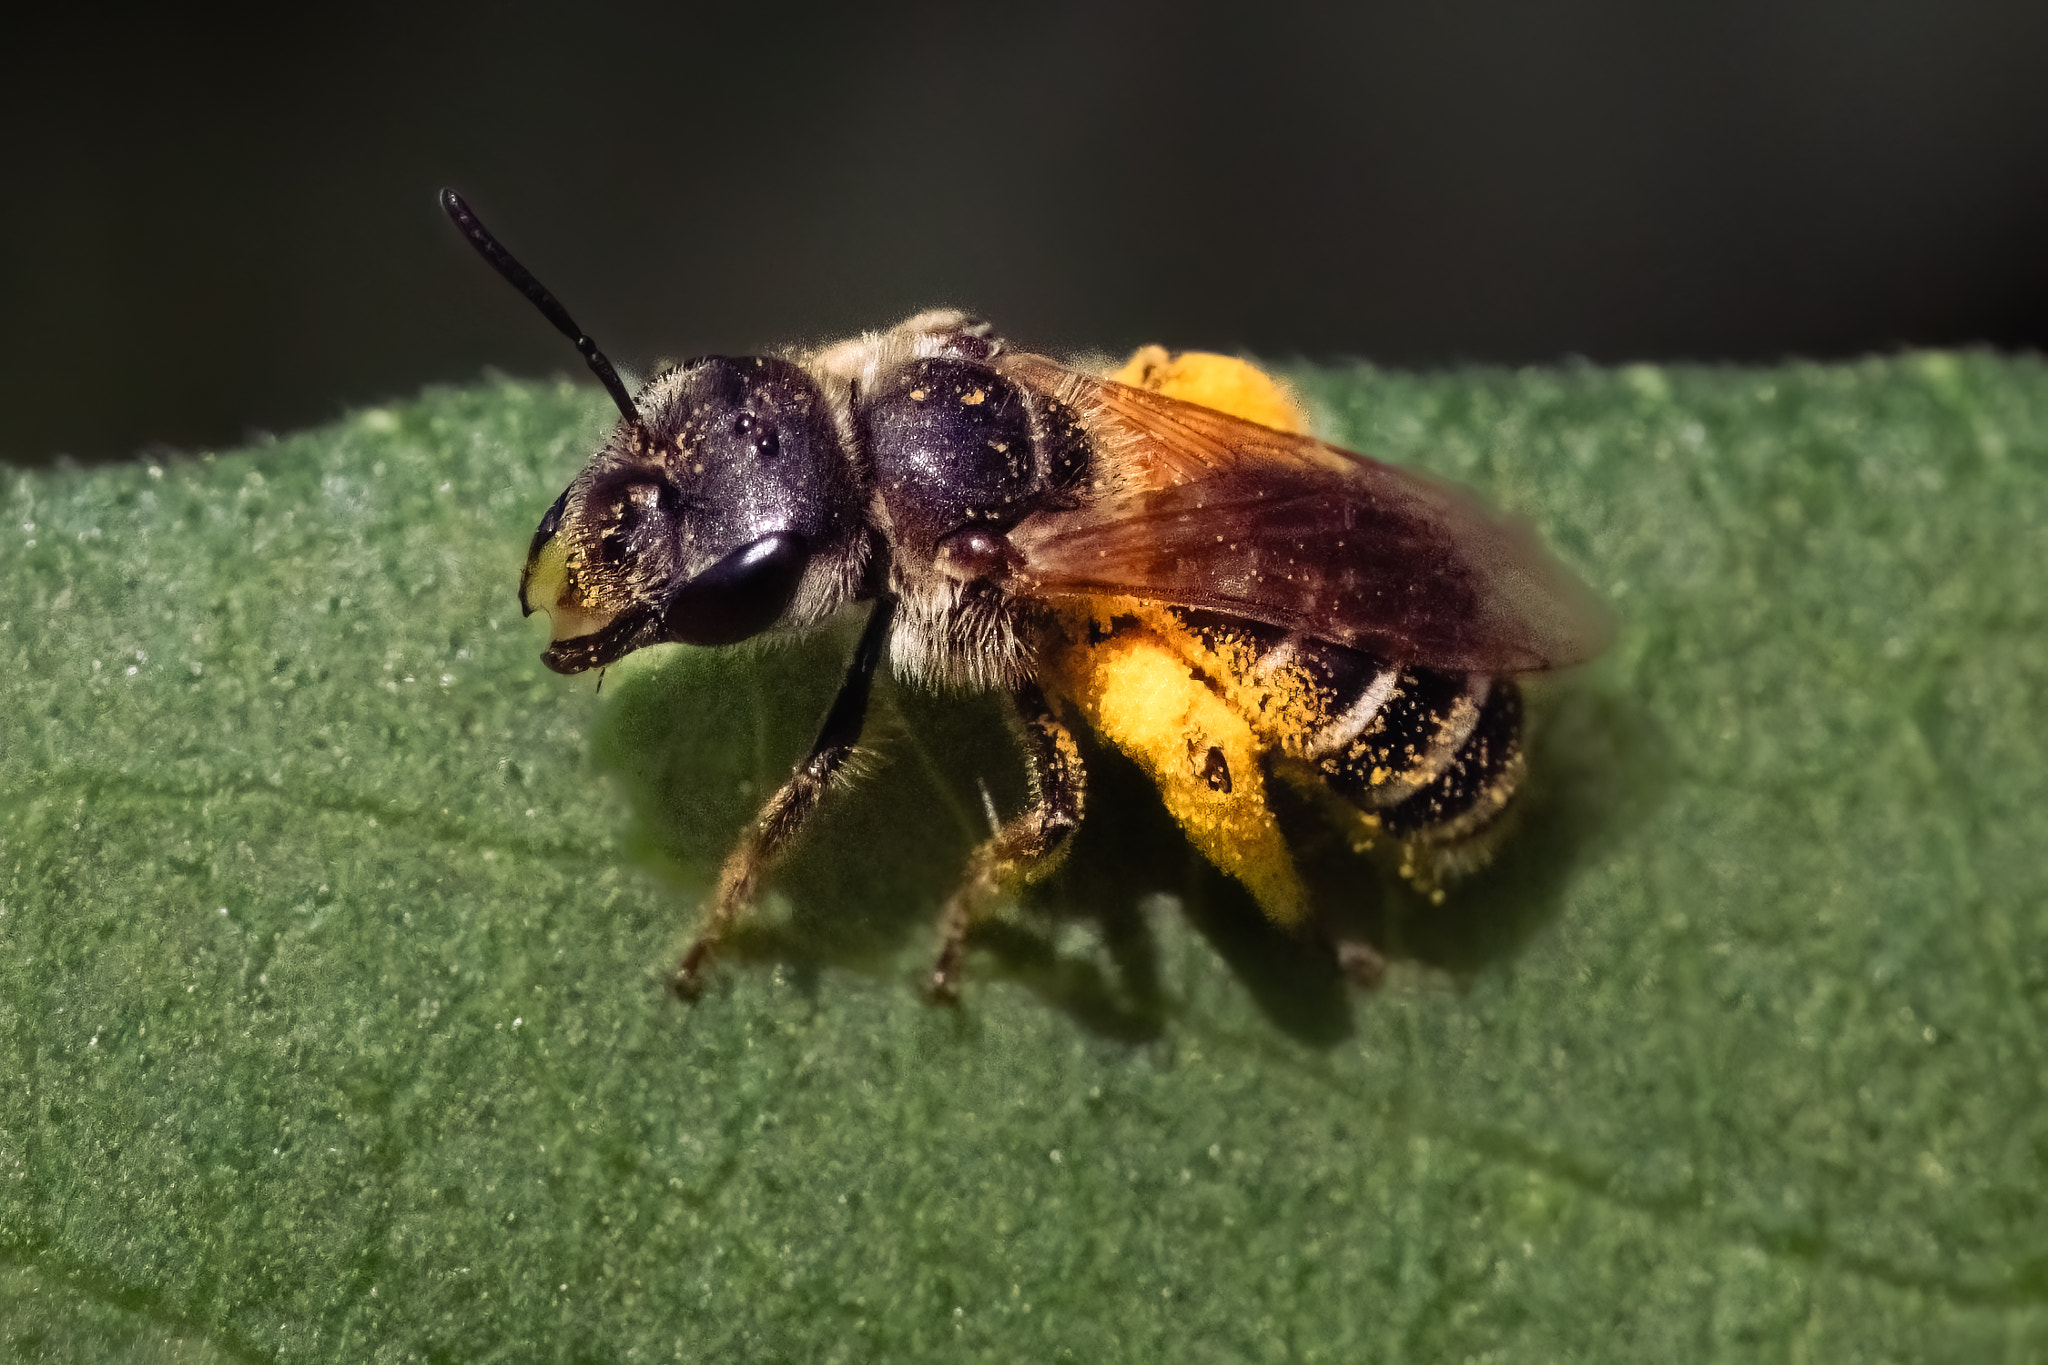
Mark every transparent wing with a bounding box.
[1000,355,1611,673]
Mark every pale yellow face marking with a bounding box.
[524,535,619,643]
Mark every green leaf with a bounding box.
[4,354,2046,1361]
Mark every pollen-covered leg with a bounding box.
[929,685,1085,1002]
[1041,604,1310,927]
[669,597,894,999]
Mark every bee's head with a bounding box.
[441,189,866,674]
[521,356,862,672]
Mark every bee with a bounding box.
[442,189,1610,1000]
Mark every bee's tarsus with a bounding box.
[668,946,712,1003]
[1335,938,1388,991]
[926,951,965,1006]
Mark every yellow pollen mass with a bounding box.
[1110,346,1310,434]
[1029,348,1340,926]
[1044,605,1307,925]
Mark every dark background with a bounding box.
[5,1,2045,466]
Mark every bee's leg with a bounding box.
[669,596,896,1000]
[929,684,1086,1001]
[1332,938,1388,989]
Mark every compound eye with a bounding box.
[526,487,571,564]
[660,532,811,646]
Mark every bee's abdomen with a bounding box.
[1162,608,1525,843]
[1307,650,1522,842]
[1375,678,1522,837]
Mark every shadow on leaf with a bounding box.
[592,628,1664,1046]
[1293,671,1671,983]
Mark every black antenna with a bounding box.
[440,188,643,425]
